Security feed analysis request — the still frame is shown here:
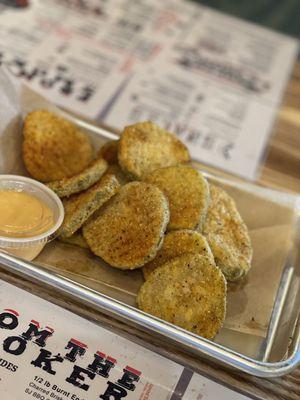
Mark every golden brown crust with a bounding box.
[98,140,119,165]
[142,229,214,280]
[118,121,190,179]
[104,164,130,186]
[82,182,170,270]
[137,253,227,340]
[60,174,120,238]
[47,158,108,198]
[203,184,252,281]
[23,110,93,182]
[145,165,209,231]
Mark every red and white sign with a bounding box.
[0,280,253,399]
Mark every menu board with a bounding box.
[0,279,253,399]
[0,0,298,179]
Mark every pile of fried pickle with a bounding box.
[22,110,252,340]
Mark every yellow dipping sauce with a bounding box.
[0,190,54,238]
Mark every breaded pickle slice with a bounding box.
[118,121,190,179]
[143,230,213,280]
[98,140,119,165]
[203,185,252,281]
[23,110,93,182]
[47,158,108,198]
[145,165,209,230]
[137,253,226,340]
[105,164,129,186]
[59,231,89,249]
[83,182,169,270]
[60,174,120,238]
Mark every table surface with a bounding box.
[259,61,300,194]
[194,0,300,38]
[229,63,300,398]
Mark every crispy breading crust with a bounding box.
[82,182,170,270]
[118,121,190,180]
[23,110,93,182]
[203,184,252,281]
[142,229,214,280]
[59,231,89,249]
[98,140,119,165]
[47,158,108,198]
[105,164,130,186]
[137,253,227,339]
[60,174,120,238]
[145,165,210,231]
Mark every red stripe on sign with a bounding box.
[96,351,106,358]
[31,320,40,327]
[120,57,134,73]
[149,43,163,60]
[125,366,141,376]
[70,338,87,348]
[107,357,117,364]
[4,309,19,316]
[17,0,29,6]
[45,326,54,333]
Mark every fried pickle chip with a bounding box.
[23,110,93,182]
[118,121,190,179]
[83,182,169,270]
[60,174,120,238]
[59,231,89,249]
[137,253,226,339]
[98,140,119,165]
[143,230,214,280]
[105,164,129,186]
[145,165,209,231]
[203,185,252,281]
[47,158,108,198]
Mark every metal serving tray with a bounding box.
[0,114,299,378]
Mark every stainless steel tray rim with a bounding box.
[0,251,299,378]
[5,115,300,377]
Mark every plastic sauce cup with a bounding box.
[0,175,64,261]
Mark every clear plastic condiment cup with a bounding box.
[0,175,64,261]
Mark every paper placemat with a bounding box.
[0,0,298,179]
[0,279,253,400]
